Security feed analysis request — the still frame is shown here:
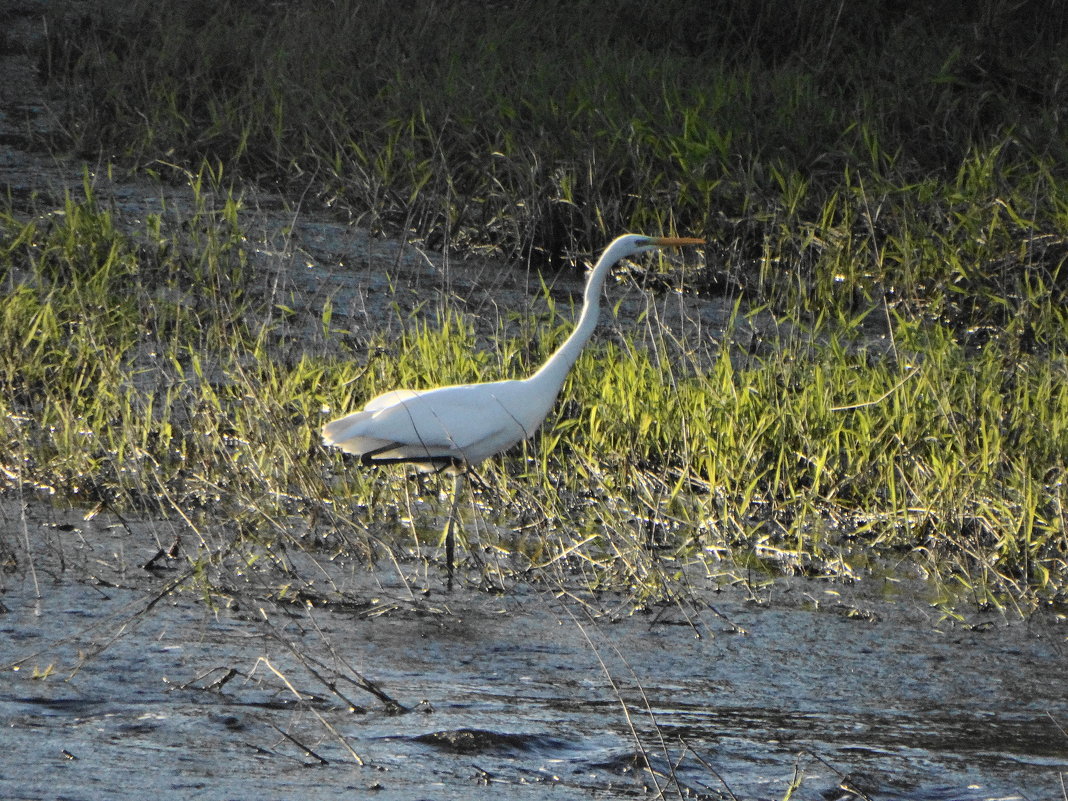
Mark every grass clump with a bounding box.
[550,319,1068,607]
[1,177,313,526]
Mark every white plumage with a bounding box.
[323,233,704,581]
[321,380,548,469]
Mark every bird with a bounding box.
[322,233,705,584]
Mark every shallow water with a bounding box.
[1,500,1065,800]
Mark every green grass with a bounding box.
[2,0,1067,612]
[2,175,1066,611]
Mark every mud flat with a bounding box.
[1,498,1065,800]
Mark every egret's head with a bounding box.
[611,233,705,260]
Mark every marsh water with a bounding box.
[1,499,1065,801]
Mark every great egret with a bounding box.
[323,233,704,582]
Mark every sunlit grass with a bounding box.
[3,169,1066,612]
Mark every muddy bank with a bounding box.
[1,497,1065,800]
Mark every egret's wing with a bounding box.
[400,386,528,449]
[322,380,546,467]
[363,388,422,412]
[321,409,394,456]
[322,389,429,459]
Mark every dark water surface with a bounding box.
[1,501,1065,800]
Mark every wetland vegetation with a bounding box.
[3,0,1068,613]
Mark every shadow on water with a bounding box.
[1,499,1066,800]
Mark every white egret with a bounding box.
[322,233,704,582]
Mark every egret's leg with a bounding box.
[443,471,465,587]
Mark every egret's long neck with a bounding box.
[528,247,617,392]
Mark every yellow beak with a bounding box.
[651,236,705,246]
